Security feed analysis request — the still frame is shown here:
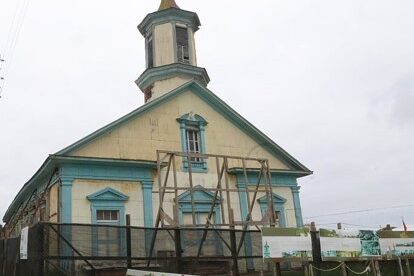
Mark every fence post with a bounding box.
[341,262,348,276]
[406,259,412,276]
[126,215,132,269]
[275,263,281,276]
[38,224,45,276]
[174,228,182,274]
[2,239,6,276]
[374,260,382,276]
[398,257,405,276]
[310,222,321,276]
[371,260,378,276]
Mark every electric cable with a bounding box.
[304,204,414,219]
[0,0,32,97]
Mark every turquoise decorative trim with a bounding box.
[136,63,210,92]
[87,187,128,256]
[229,168,311,178]
[178,113,208,173]
[138,8,201,35]
[177,185,222,223]
[60,177,73,224]
[60,162,153,182]
[87,187,129,202]
[178,186,223,254]
[234,172,298,187]
[177,113,208,126]
[235,182,254,270]
[141,180,154,255]
[236,182,249,222]
[87,187,128,225]
[258,193,287,228]
[142,180,154,227]
[291,186,304,227]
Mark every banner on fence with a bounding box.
[261,227,312,261]
[19,226,29,260]
[320,229,414,260]
[126,270,196,276]
[378,231,414,257]
[319,229,380,260]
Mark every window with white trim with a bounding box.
[96,210,119,225]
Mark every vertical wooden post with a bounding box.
[406,259,412,276]
[229,209,239,276]
[310,222,321,276]
[126,214,132,269]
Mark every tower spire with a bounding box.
[158,0,180,11]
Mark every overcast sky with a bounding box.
[0,0,413,229]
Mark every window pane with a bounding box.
[111,210,119,221]
[104,211,111,220]
[97,210,104,221]
[183,213,193,225]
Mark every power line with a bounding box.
[0,0,32,97]
[304,204,414,219]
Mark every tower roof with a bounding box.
[159,0,180,11]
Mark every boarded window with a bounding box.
[176,26,189,64]
[147,34,154,68]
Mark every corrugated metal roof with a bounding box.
[158,0,180,11]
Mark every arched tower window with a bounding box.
[176,25,190,64]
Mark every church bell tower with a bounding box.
[136,0,210,102]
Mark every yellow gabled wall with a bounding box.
[70,89,291,171]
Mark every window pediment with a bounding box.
[87,187,129,202]
[177,185,221,204]
[257,193,287,205]
[177,112,208,126]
